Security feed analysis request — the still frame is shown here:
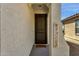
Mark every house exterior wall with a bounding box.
[50,3,69,56]
[1,4,34,56]
[0,4,1,55]
[64,18,79,41]
[0,3,69,56]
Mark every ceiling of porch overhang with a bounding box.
[29,3,51,13]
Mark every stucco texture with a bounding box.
[64,20,79,41]
[1,4,34,56]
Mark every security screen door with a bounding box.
[35,14,47,44]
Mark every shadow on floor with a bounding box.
[67,41,79,56]
[30,45,49,56]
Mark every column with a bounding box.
[50,3,69,56]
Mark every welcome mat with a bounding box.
[35,44,47,48]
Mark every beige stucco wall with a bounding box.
[0,3,69,56]
[64,21,79,41]
[47,7,51,55]
[0,4,1,55]
[50,3,69,56]
[1,4,34,56]
[47,7,51,45]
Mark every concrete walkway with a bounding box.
[30,45,49,56]
[67,41,79,56]
[65,37,79,56]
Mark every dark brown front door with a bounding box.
[35,14,47,44]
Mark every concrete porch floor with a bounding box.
[30,45,49,56]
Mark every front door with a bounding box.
[35,14,47,44]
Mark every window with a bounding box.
[75,20,79,35]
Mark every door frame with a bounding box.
[35,14,48,44]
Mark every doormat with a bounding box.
[35,45,47,48]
